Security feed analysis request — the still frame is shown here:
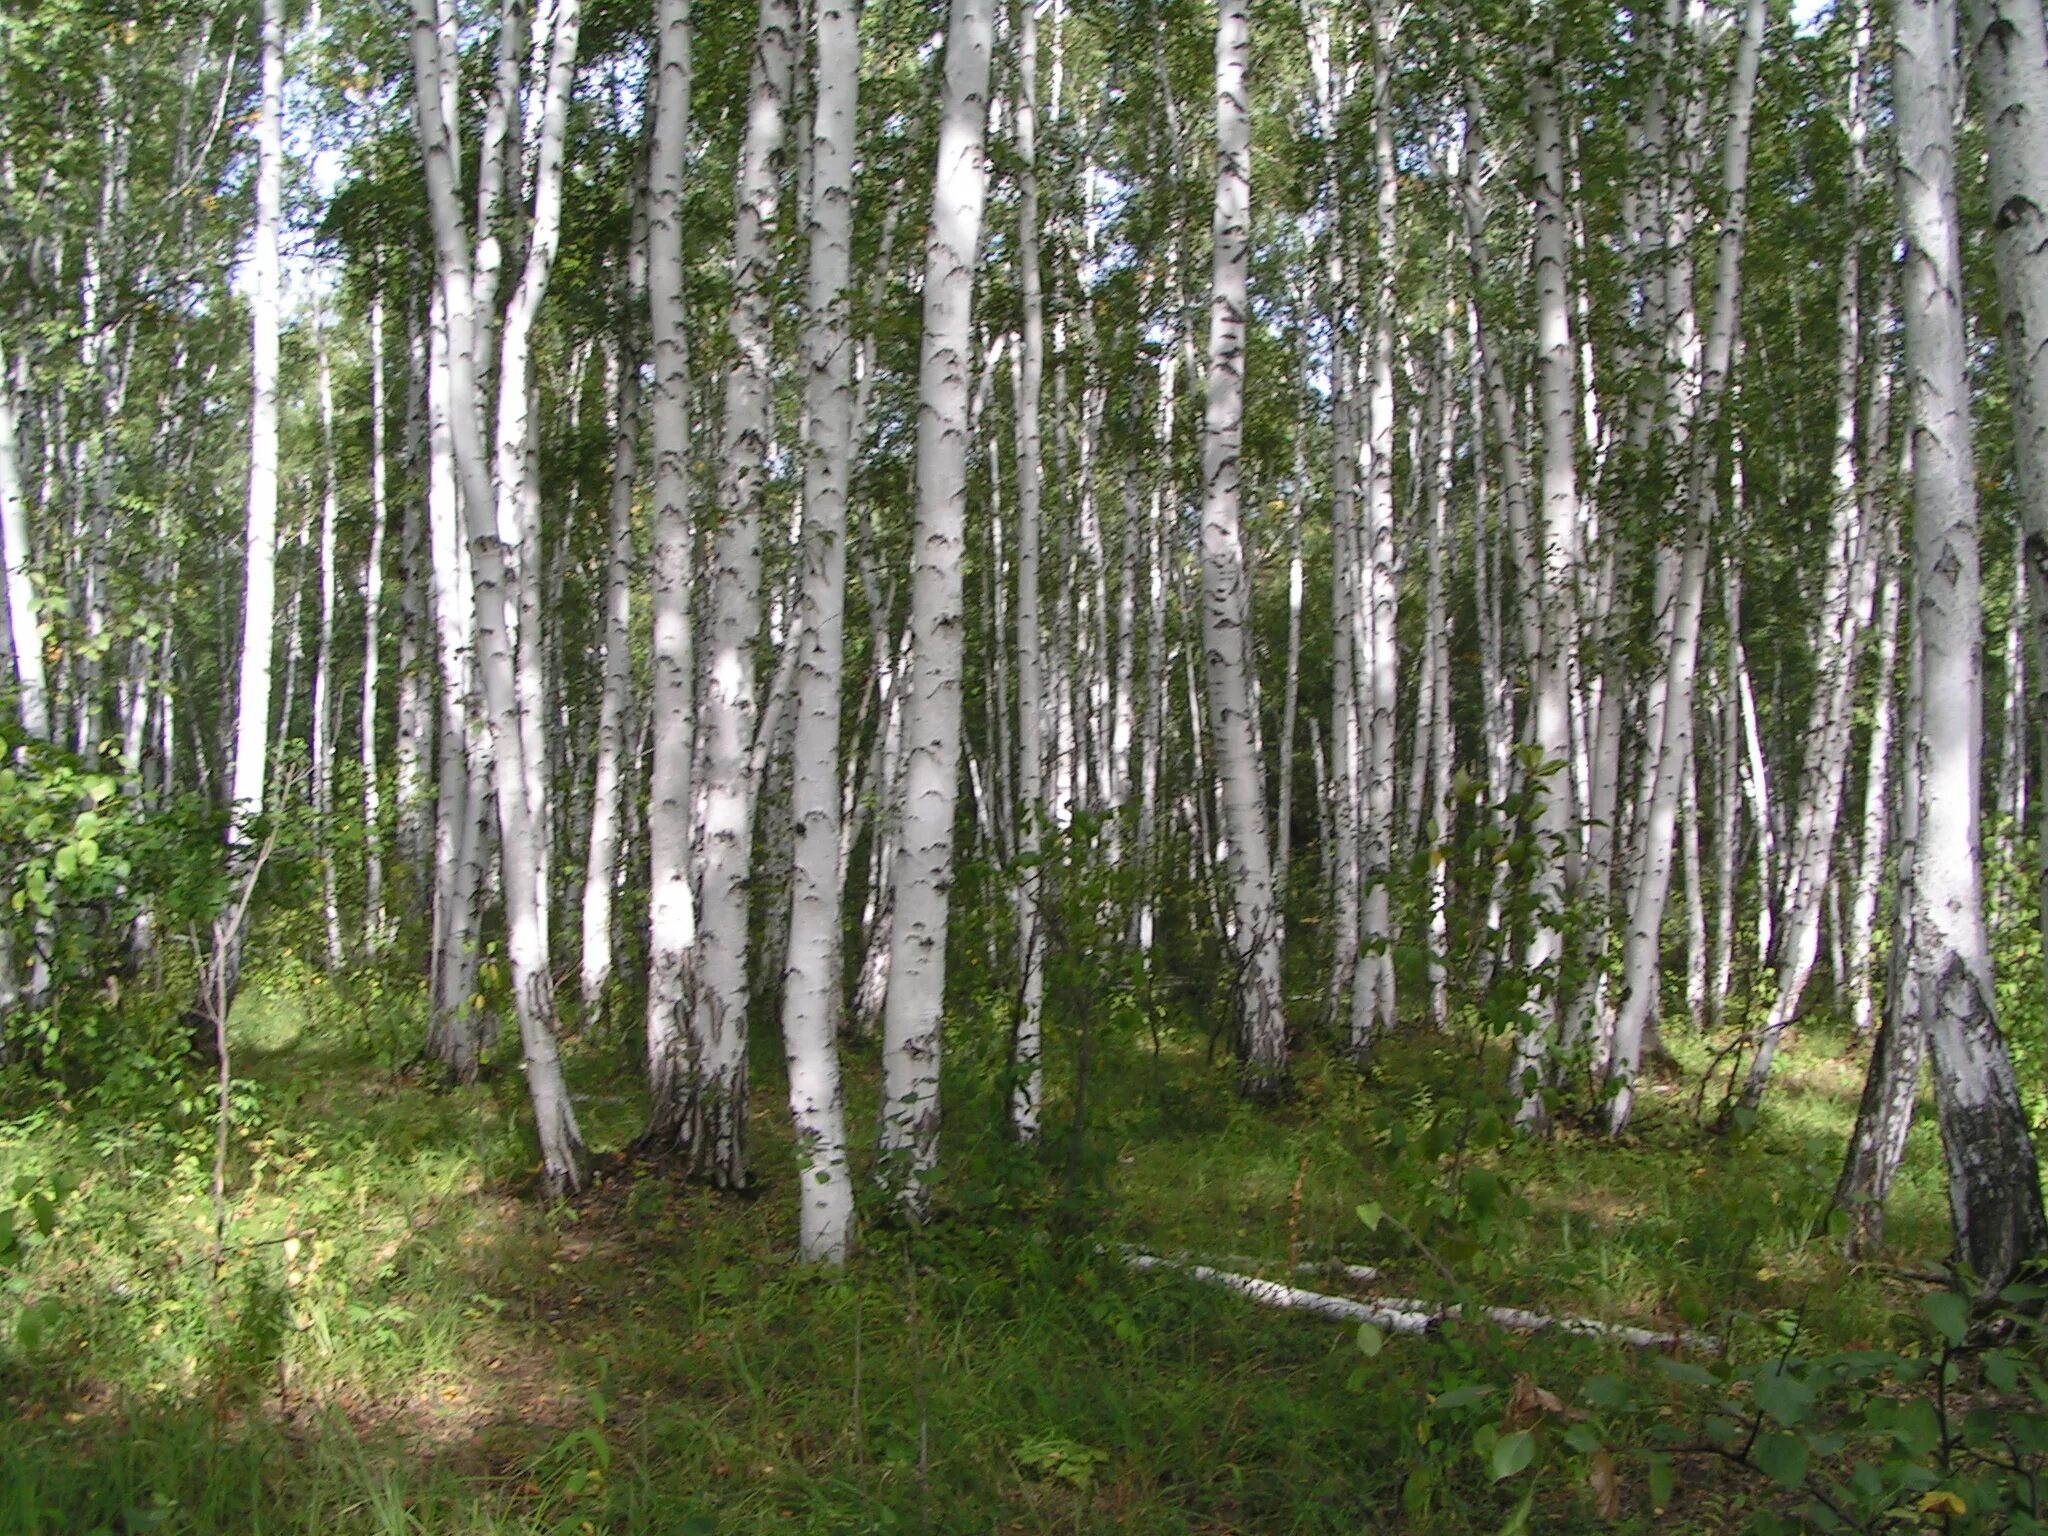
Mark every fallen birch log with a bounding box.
[1122,1251,1714,1352]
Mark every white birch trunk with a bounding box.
[877,0,994,1206]
[1894,0,2048,1292]
[198,0,283,1040]
[1970,0,2048,975]
[0,335,49,743]
[1604,0,1764,1135]
[777,0,861,1262]
[579,340,640,1022]
[312,314,345,971]
[650,0,797,1186]
[1846,513,1900,1036]
[1349,0,1399,1054]
[361,292,390,955]
[644,0,701,1134]
[1514,37,1581,1128]
[409,0,588,1195]
[1199,0,1285,1095]
[1010,0,1050,1141]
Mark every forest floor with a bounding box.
[0,951,1966,1534]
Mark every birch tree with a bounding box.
[1604,0,1764,1135]
[877,0,995,1208]
[1891,0,2047,1293]
[647,0,799,1184]
[194,0,283,1045]
[1009,0,1050,1142]
[1970,0,2048,966]
[1198,0,1286,1096]
[408,0,587,1195]
[644,0,700,1149]
[0,336,48,744]
[777,0,862,1263]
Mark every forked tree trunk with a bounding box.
[409,0,587,1195]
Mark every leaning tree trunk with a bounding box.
[1832,549,1925,1255]
[1198,0,1286,1096]
[877,0,994,1211]
[1892,0,2048,1294]
[1604,0,1764,1135]
[1739,96,1875,1104]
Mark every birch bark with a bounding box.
[877,0,994,1206]
[644,0,700,1134]
[1970,0,2048,970]
[196,0,282,1043]
[409,0,588,1194]
[645,0,797,1186]
[1349,0,1399,1055]
[1604,0,1764,1134]
[1010,0,1049,1141]
[1893,0,2048,1291]
[0,336,48,743]
[777,0,861,1262]
[579,337,640,1022]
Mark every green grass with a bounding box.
[0,957,1977,1534]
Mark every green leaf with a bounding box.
[1754,1433,1808,1489]
[1356,1321,1384,1358]
[1754,1366,1815,1428]
[1893,1400,1941,1457]
[1582,1374,1633,1410]
[1356,1201,1384,1233]
[1491,1428,1536,1482]
[1655,1357,1716,1388]
[1647,1453,1674,1509]
[1919,1291,1970,1347]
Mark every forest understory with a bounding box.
[0,942,1974,1536]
